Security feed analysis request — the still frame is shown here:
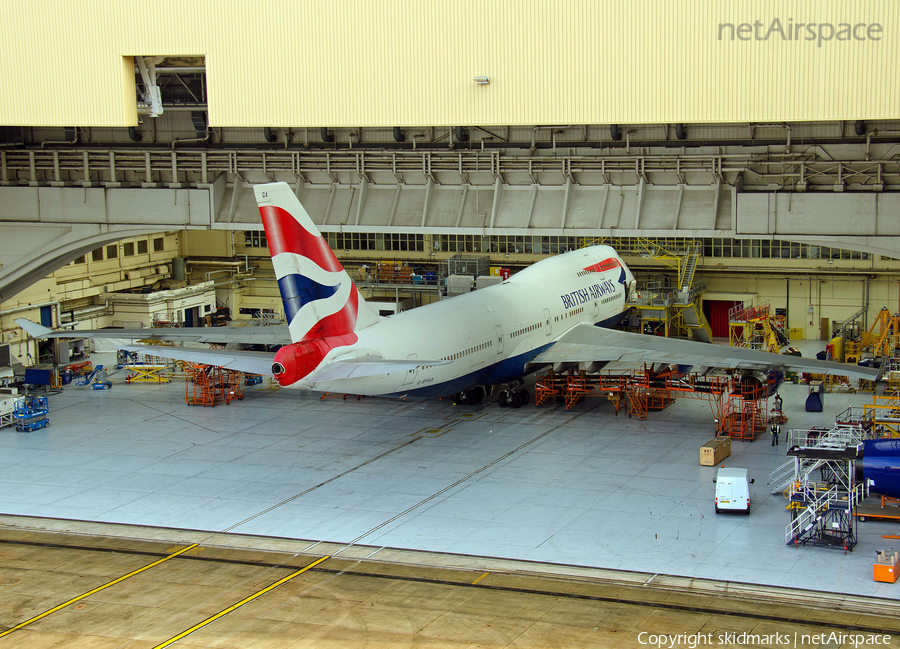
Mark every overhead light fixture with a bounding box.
[473,76,490,86]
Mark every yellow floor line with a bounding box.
[472,572,489,585]
[152,555,330,649]
[0,543,199,639]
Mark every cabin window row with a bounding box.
[554,307,584,322]
[512,323,541,338]
[441,340,492,361]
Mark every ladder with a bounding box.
[678,242,701,290]
[768,459,797,495]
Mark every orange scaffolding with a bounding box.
[535,370,628,412]
[184,363,245,407]
[534,370,566,406]
[534,367,727,422]
[565,373,629,412]
[319,392,363,401]
[628,368,727,421]
[722,377,770,441]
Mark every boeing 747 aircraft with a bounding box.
[17,182,880,406]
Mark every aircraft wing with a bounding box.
[119,344,276,376]
[15,318,289,345]
[533,324,882,380]
[305,357,451,382]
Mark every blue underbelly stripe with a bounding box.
[378,315,625,399]
[382,342,555,399]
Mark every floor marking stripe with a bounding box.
[472,572,489,585]
[151,555,330,649]
[0,543,199,639]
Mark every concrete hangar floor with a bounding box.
[2,346,900,647]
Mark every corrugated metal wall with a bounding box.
[1,0,897,127]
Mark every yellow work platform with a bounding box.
[124,365,171,384]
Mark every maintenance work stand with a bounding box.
[770,423,866,551]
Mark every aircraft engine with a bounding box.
[856,439,900,500]
[735,369,784,396]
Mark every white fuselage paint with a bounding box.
[295,245,634,398]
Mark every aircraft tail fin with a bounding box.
[253,182,380,344]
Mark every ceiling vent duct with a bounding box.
[610,124,622,141]
[263,127,277,143]
[191,111,208,135]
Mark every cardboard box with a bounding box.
[700,436,732,466]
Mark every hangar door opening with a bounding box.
[184,307,201,327]
[703,300,743,338]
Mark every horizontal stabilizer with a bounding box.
[119,345,276,377]
[305,357,450,383]
[14,318,54,338]
[15,318,289,345]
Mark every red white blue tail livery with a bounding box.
[256,183,379,343]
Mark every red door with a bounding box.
[705,300,743,338]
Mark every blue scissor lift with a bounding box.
[14,396,49,432]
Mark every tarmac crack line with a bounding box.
[335,403,601,554]
[219,437,423,533]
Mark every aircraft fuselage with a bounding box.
[294,245,634,398]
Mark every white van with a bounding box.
[714,467,754,514]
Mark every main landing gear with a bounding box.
[453,385,485,406]
[498,382,530,409]
[453,383,530,408]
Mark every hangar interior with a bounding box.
[2,1,900,645]
[4,118,900,363]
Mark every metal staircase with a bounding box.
[777,422,865,550]
[680,301,714,343]
[768,458,825,495]
[677,242,701,290]
[785,482,866,548]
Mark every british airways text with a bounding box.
[560,280,616,309]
